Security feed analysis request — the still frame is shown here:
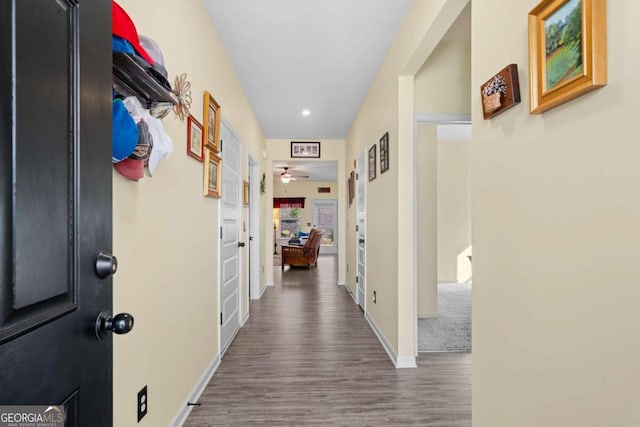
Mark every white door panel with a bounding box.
[220,121,241,354]
[356,151,366,310]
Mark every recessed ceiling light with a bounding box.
[302,109,311,116]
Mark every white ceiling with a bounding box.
[273,160,338,181]
[203,0,412,139]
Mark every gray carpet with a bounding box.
[418,282,471,352]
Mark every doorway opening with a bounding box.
[415,119,472,353]
[411,2,472,354]
[271,160,339,268]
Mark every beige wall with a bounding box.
[273,180,338,236]
[437,139,471,283]
[414,5,471,114]
[265,140,346,285]
[417,126,438,318]
[473,0,640,425]
[417,130,471,317]
[113,1,265,425]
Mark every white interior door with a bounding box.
[248,156,261,300]
[356,151,366,310]
[220,120,241,354]
[312,199,337,255]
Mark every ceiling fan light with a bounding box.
[280,175,291,184]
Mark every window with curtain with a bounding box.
[273,197,305,209]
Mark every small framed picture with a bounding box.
[368,144,376,181]
[291,141,321,158]
[186,115,204,162]
[379,132,389,173]
[203,149,222,198]
[243,181,250,206]
[480,64,521,119]
[348,171,355,206]
[203,90,221,153]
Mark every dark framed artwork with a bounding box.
[379,132,389,173]
[186,114,204,161]
[291,141,321,158]
[368,144,376,181]
[528,0,607,113]
[348,171,355,206]
[480,64,521,119]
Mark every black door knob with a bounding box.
[95,311,134,340]
[95,251,118,279]
[359,238,365,244]
[238,242,246,248]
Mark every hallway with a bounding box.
[185,256,471,426]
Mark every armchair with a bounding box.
[281,228,323,270]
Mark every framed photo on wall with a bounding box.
[348,171,355,206]
[243,181,250,206]
[368,144,376,181]
[203,90,221,152]
[528,0,607,113]
[186,114,204,162]
[480,64,521,119]
[203,149,222,198]
[291,141,320,158]
[379,132,389,173]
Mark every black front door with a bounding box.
[1,0,116,425]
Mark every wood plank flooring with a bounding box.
[185,256,471,426]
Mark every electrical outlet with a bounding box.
[137,386,148,422]
[372,290,377,304]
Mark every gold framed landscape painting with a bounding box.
[203,149,222,198]
[528,0,606,113]
[203,90,221,153]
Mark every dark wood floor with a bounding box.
[185,256,471,426]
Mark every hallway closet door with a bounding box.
[356,151,366,310]
[219,120,242,355]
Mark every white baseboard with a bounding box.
[266,281,274,287]
[365,312,417,369]
[171,354,221,427]
[344,283,357,304]
[241,310,249,326]
[337,280,346,286]
[250,284,267,300]
[396,355,418,368]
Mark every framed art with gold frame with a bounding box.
[528,0,606,114]
[203,149,222,198]
[243,181,250,206]
[203,90,221,152]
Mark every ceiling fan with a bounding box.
[279,167,309,183]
